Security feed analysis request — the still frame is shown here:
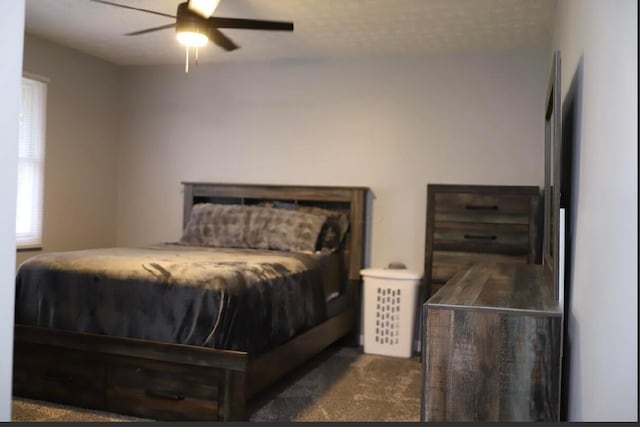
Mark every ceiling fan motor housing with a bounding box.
[176,2,210,38]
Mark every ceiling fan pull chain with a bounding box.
[185,46,190,73]
[195,47,199,66]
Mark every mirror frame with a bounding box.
[543,50,562,303]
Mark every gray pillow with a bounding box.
[180,203,328,253]
[295,206,349,252]
[268,202,349,252]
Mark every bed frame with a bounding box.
[13,182,369,421]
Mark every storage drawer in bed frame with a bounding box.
[14,345,226,420]
[106,357,223,420]
[13,343,106,409]
[13,326,248,421]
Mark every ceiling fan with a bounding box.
[91,0,294,71]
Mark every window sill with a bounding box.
[17,246,43,253]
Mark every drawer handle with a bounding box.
[464,234,497,241]
[465,204,498,211]
[144,389,186,401]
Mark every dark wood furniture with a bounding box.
[420,263,562,421]
[422,184,540,300]
[420,52,564,422]
[13,182,369,421]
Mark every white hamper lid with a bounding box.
[360,268,421,280]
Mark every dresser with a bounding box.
[422,184,540,300]
[421,262,561,421]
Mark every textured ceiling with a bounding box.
[25,0,556,66]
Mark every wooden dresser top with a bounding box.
[426,263,561,317]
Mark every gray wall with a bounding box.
[117,48,549,272]
[551,0,637,421]
[0,1,25,420]
[17,34,122,266]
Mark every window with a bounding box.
[16,76,47,248]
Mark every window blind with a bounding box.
[16,77,47,247]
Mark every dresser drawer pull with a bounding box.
[464,234,497,241]
[465,204,498,211]
[144,389,186,401]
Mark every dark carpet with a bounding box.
[12,345,422,422]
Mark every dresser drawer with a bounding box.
[13,343,106,408]
[432,222,529,255]
[434,193,532,225]
[107,358,221,420]
[434,193,532,214]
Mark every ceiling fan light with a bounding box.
[176,31,209,47]
[188,0,221,18]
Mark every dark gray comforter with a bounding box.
[15,244,339,356]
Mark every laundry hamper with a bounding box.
[361,268,421,358]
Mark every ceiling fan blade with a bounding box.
[208,28,239,51]
[90,0,176,19]
[208,17,293,31]
[125,23,177,36]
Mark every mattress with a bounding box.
[15,244,342,356]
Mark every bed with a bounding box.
[13,182,369,421]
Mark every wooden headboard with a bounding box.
[182,182,369,283]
